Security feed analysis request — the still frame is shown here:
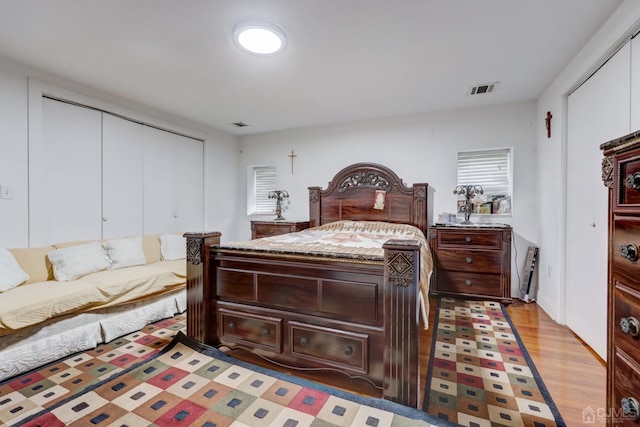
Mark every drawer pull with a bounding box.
[621,397,639,420]
[344,345,353,356]
[465,237,472,243]
[620,316,640,337]
[228,322,236,331]
[620,244,639,262]
[465,280,472,286]
[300,336,310,347]
[625,172,640,191]
[262,328,271,337]
[269,229,275,235]
[465,257,472,264]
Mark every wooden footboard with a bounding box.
[184,233,422,408]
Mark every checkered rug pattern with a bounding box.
[2,315,445,427]
[423,298,565,427]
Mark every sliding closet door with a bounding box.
[143,126,204,235]
[102,114,144,239]
[631,36,640,131]
[30,98,102,245]
[566,41,631,359]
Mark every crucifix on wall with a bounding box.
[288,149,297,174]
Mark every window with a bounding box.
[247,165,277,215]
[457,148,512,215]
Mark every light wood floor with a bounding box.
[421,297,606,426]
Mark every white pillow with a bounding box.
[160,234,186,261]
[48,242,111,281]
[103,236,147,270]
[0,248,30,292]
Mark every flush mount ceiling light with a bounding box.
[233,20,287,56]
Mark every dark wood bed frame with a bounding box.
[185,163,432,408]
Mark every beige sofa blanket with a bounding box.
[0,259,185,336]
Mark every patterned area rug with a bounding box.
[2,315,447,426]
[423,298,565,427]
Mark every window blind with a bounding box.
[254,166,277,214]
[457,148,510,196]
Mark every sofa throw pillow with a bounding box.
[160,234,186,261]
[48,242,111,281]
[0,248,30,292]
[103,236,147,270]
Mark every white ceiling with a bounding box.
[0,1,623,135]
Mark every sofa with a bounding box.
[0,234,190,382]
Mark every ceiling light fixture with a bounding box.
[233,20,287,56]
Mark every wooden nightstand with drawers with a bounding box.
[251,220,310,239]
[428,224,512,304]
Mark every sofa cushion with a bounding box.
[160,234,186,261]
[103,237,146,270]
[48,242,111,281]
[8,246,55,284]
[0,249,30,292]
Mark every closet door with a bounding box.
[566,41,631,360]
[631,36,640,131]
[102,114,144,239]
[30,98,102,245]
[143,126,203,235]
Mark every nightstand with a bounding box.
[251,220,310,239]
[428,224,512,303]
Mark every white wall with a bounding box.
[239,101,538,296]
[0,56,240,248]
[536,0,640,322]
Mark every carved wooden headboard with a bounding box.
[308,163,432,236]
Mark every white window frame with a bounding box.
[456,147,513,216]
[247,165,277,215]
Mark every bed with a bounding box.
[184,163,433,408]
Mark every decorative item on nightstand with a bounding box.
[268,190,289,221]
[453,184,484,224]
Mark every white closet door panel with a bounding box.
[102,114,144,239]
[143,126,179,234]
[31,98,102,245]
[177,136,204,232]
[566,41,631,360]
[631,36,640,131]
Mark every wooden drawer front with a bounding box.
[614,284,640,359]
[219,308,282,353]
[436,248,502,274]
[253,223,291,238]
[439,271,501,297]
[613,217,640,288]
[617,154,640,207]
[437,230,502,249]
[289,321,368,373]
[320,280,380,325]
[612,351,640,425]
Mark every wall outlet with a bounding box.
[0,185,12,200]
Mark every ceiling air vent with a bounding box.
[468,82,498,96]
[232,121,250,128]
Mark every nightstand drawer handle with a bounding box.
[620,244,639,262]
[621,397,639,420]
[465,237,472,243]
[620,316,640,337]
[465,280,472,286]
[344,345,353,356]
[228,322,236,331]
[300,336,310,347]
[269,229,275,235]
[625,172,640,191]
[465,257,472,264]
[262,328,271,337]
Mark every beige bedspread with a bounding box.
[0,260,186,336]
[222,220,432,328]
